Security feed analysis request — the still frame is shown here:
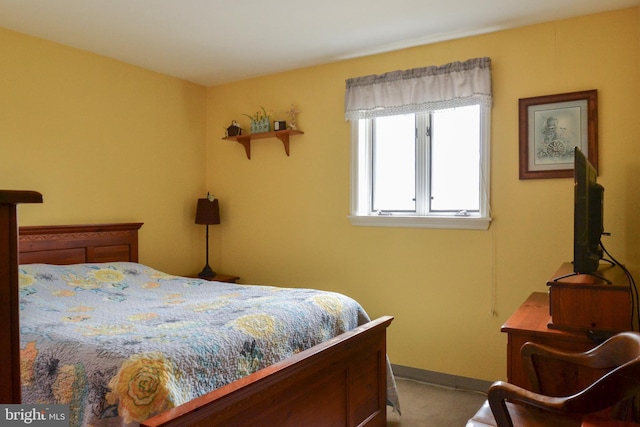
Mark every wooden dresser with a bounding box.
[501,263,632,395]
[501,292,596,392]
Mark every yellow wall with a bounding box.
[2,7,638,384]
[0,27,208,274]
[207,8,640,381]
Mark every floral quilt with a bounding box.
[18,262,397,426]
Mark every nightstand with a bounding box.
[191,273,239,283]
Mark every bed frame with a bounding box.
[0,190,393,427]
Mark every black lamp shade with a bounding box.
[195,198,220,225]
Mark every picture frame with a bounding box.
[518,89,598,179]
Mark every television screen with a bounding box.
[573,147,604,274]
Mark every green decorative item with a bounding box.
[243,107,271,134]
[252,118,270,133]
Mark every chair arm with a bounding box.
[488,381,567,427]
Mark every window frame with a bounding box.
[348,105,492,230]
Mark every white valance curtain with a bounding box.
[344,57,492,121]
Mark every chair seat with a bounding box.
[581,417,640,427]
[466,400,582,427]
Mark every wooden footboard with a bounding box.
[143,316,393,427]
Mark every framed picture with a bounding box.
[518,89,598,179]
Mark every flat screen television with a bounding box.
[573,146,604,275]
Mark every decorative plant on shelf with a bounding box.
[243,107,271,134]
[286,104,299,130]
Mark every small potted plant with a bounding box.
[243,107,270,133]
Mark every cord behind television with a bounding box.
[600,238,639,331]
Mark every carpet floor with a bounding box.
[387,377,487,426]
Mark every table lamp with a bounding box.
[195,192,220,279]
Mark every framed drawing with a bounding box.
[518,90,598,179]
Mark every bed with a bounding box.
[0,190,397,427]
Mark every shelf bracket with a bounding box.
[275,131,290,156]
[236,135,252,159]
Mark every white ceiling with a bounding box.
[1,0,638,87]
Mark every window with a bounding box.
[345,57,492,229]
[350,105,490,229]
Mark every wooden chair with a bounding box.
[467,332,640,427]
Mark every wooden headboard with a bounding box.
[19,223,143,265]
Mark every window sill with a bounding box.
[347,215,491,230]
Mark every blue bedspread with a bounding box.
[19,262,398,426]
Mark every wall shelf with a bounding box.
[223,130,304,159]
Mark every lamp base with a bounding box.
[198,264,216,280]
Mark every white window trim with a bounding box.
[348,107,492,230]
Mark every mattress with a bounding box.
[18,262,396,426]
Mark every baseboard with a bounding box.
[391,364,492,394]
